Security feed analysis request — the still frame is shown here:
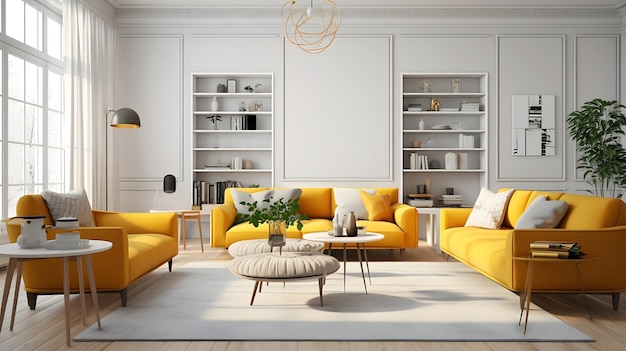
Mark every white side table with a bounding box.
[0,240,112,346]
[302,232,384,294]
[416,207,441,253]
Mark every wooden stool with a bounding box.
[180,210,204,253]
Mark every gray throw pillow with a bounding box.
[515,195,568,229]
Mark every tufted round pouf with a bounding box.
[228,252,340,306]
[227,238,325,257]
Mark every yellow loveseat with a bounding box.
[6,194,179,309]
[440,189,626,310]
[211,187,418,249]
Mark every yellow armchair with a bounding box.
[5,194,178,309]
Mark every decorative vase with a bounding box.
[345,211,358,237]
[17,215,47,249]
[217,83,226,93]
[211,96,218,112]
[268,220,287,249]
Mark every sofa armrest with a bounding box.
[91,210,178,239]
[510,226,626,292]
[392,203,418,248]
[210,204,238,247]
[440,208,473,230]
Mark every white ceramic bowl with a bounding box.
[55,232,80,243]
[56,217,79,229]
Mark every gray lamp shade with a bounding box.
[110,108,141,128]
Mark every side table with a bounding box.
[514,256,598,335]
[0,240,113,346]
[416,207,441,253]
[302,232,384,294]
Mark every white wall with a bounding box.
[113,8,622,211]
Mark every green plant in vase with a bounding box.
[207,115,221,130]
[567,98,626,198]
[237,196,309,248]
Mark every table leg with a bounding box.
[355,243,368,294]
[76,257,87,326]
[520,261,534,335]
[84,255,102,330]
[575,262,593,320]
[362,243,372,284]
[343,243,347,292]
[63,257,71,346]
[9,261,23,331]
[0,258,18,333]
[425,213,434,247]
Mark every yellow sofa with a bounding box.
[211,187,418,249]
[440,189,626,310]
[6,194,178,309]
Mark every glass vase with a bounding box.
[268,220,287,249]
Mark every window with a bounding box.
[1,0,64,220]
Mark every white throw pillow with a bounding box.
[231,189,273,216]
[515,195,568,229]
[232,188,303,217]
[41,188,95,227]
[464,188,514,229]
[333,188,376,221]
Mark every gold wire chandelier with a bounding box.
[281,0,342,54]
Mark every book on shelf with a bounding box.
[409,153,429,170]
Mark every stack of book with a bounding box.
[460,101,480,111]
[407,193,433,207]
[529,241,583,259]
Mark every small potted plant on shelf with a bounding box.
[567,98,626,198]
[237,196,309,249]
[206,115,221,129]
[244,85,254,93]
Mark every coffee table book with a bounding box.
[529,241,583,259]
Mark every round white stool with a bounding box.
[227,238,325,257]
[228,252,340,306]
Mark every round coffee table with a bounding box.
[0,240,112,346]
[302,232,384,294]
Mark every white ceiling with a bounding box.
[105,0,626,10]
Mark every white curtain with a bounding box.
[63,0,115,210]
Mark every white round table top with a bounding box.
[302,232,384,244]
[0,240,112,258]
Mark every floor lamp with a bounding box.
[106,108,141,210]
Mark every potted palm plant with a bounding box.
[567,98,626,198]
[237,196,309,248]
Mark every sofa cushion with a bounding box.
[333,188,375,221]
[298,188,332,219]
[515,195,568,229]
[503,190,564,228]
[465,188,514,229]
[41,188,95,227]
[558,193,623,229]
[360,190,393,222]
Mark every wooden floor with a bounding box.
[1,240,626,351]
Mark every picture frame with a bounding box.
[227,79,237,93]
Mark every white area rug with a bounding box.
[75,261,591,342]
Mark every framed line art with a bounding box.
[512,94,556,156]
